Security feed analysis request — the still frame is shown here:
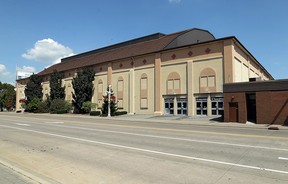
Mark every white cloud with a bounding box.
[0,64,10,76]
[169,0,181,3]
[22,38,74,65]
[17,66,37,73]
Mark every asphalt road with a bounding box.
[0,112,288,184]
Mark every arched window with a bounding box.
[140,73,148,109]
[199,68,216,93]
[117,77,124,109]
[167,72,181,94]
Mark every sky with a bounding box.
[0,0,288,84]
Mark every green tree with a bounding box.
[101,87,118,116]
[72,68,95,113]
[0,82,16,111]
[50,70,65,100]
[25,74,43,104]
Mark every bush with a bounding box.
[50,99,72,114]
[115,111,128,116]
[26,98,48,113]
[82,101,97,114]
[90,111,101,116]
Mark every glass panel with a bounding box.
[203,110,207,115]
[183,110,187,115]
[218,102,223,108]
[197,110,201,115]
[212,102,217,108]
[200,77,207,87]
[208,76,215,87]
[168,80,173,90]
[203,102,207,109]
[197,102,201,108]
[177,110,181,114]
[170,110,173,114]
[174,79,180,89]
[170,103,174,108]
[183,102,187,108]
[165,103,169,108]
[177,102,181,108]
[212,110,217,115]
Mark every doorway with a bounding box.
[246,93,256,123]
[177,99,187,115]
[196,97,208,116]
[229,102,239,122]
[164,98,174,115]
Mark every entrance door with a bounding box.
[196,98,207,116]
[211,97,224,116]
[229,102,238,122]
[177,99,187,115]
[164,98,174,115]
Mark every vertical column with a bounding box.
[207,94,212,116]
[223,40,234,83]
[15,83,21,111]
[173,96,177,115]
[154,53,162,115]
[129,68,135,114]
[107,62,112,85]
[187,61,194,116]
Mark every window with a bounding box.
[167,72,181,94]
[117,77,124,109]
[97,80,103,103]
[199,68,216,93]
[140,74,148,109]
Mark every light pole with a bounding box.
[107,85,111,117]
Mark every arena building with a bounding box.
[16,28,273,117]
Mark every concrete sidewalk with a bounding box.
[112,114,288,130]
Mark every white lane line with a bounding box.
[15,123,30,126]
[46,124,288,152]
[0,124,288,175]
[278,157,288,160]
[44,122,64,124]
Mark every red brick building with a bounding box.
[223,79,288,125]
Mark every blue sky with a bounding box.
[0,0,288,83]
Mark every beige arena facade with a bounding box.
[16,28,273,116]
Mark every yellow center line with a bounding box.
[1,114,288,140]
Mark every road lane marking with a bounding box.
[45,124,288,152]
[1,115,288,140]
[0,124,288,175]
[15,123,30,126]
[278,157,288,160]
[3,117,287,151]
[44,122,64,124]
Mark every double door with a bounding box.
[164,98,187,115]
[196,98,207,116]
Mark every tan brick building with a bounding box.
[16,28,273,116]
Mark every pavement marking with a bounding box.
[15,123,30,126]
[1,124,288,175]
[278,157,288,160]
[45,124,288,152]
[1,115,288,140]
[44,122,64,124]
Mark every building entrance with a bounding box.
[164,98,174,115]
[211,97,224,116]
[196,97,207,116]
[177,98,187,115]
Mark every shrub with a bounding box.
[26,98,49,113]
[82,101,97,114]
[50,99,72,114]
[90,111,101,116]
[115,111,128,116]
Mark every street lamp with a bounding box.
[107,85,112,117]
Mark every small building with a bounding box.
[224,79,288,125]
[16,28,273,117]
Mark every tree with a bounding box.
[101,87,118,116]
[50,70,65,100]
[25,74,43,104]
[0,82,16,111]
[72,68,95,113]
